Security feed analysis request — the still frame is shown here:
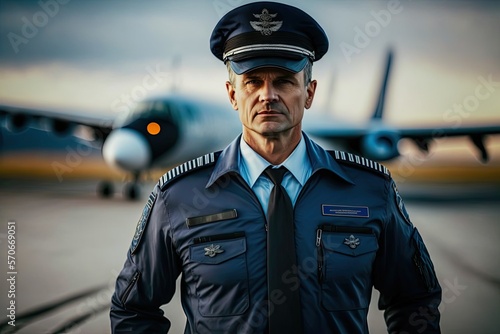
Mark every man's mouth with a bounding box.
[257,110,282,115]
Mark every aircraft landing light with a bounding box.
[147,122,161,135]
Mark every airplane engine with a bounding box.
[48,119,74,136]
[5,113,30,133]
[360,129,400,161]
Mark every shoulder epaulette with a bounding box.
[329,150,391,178]
[158,151,221,191]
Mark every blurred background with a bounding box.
[0,0,499,333]
[1,0,499,181]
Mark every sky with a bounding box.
[0,0,499,129]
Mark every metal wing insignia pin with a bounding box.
[250,8,283,35]
[204,244,224,257]
[344,235,360,249]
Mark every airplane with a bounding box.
[1,51,500,199]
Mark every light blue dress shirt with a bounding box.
[239,135,312,216]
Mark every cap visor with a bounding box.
[229,57,309,75]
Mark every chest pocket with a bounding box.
[317,225,379,311]
[189,233,249,317]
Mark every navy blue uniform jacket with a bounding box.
[110,134,441,333]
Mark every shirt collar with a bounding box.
[239,134,310,188]
[206,132,354,188]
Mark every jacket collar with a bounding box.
[206,132,354,188]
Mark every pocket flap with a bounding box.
[190,237,246,264]
[322,233,378,256]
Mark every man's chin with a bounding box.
[259,126,294,138]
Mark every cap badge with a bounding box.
[250,8,282,35]
[343,235,360,249]
[204,244,224,257]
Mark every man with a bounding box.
[110,2,441,333]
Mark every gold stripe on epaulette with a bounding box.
[158,152,217,190]
[333,150,390,177]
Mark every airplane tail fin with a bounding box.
[371,49,393,120]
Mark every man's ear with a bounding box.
[305,79,317,109]
[226,81,238,110]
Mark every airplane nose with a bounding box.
[102,128,152,171]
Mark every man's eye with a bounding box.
[276,79,293,85]
[245,80,260,85]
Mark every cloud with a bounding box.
[0,0,499,123]
[0,0,217,68]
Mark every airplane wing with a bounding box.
[0,104,114,144]
[309,49,500,163]
[308,123,500,163]
[399,125,500,162]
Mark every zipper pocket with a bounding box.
[413,249,434,292]
[193,231,245,244]
[413,251,432,291]
[319,224,373,234]
[315,224,374,284]
[316,229,324,283]
[411,229,436,292]
[120,271,141,305]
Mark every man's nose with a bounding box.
[259,81,279,103]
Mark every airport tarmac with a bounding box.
[0,178,499,334]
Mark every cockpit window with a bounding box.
[117,99,195,127]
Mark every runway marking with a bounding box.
[0,285,108,334]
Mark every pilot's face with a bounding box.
[226,66,316,141]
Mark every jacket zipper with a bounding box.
[120,271,141,305]
[413,252,433,292]
[316,228,323,283]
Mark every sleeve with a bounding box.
[373,179,442,334]
[110,186,182,333]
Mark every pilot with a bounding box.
[110,2,441,333]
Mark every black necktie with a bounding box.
[264,166,302,333]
